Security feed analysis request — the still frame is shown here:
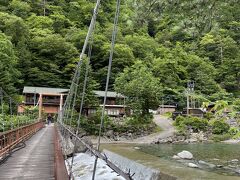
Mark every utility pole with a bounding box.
[161,97,164,115]
[0,88,3,115]
[187,81,195,115]
[220,46,223,64]
[187,93,189,115]
[34,88,36,106]
[43,0,46,16]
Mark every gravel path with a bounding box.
[131,115,176,144]
[92,115,176,144]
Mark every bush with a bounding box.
[204,112,214,120]
[175,116,185,126]
[228,127,240,136]
[210,133,232,142]
[233,131,240,139]
[0,115,34,132]
[174,116,208,132]
[211,120,230,134]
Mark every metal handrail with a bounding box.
[58,122,134,180]
[0,121,44,157]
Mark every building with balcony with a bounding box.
[86,91,127,117]
[18,86,68,118]
[18,87,128,118]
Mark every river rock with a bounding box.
[106,130,114,138]
[177,150,193,159]
[172,155,181,159]
[198,160,216,168]
[231,159,239,162]
[228,165,237,168]
[188,163,198,168]
[235,169,240,174]
[134,146,140,150]
[73,136,93,153]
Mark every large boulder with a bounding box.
[177,150,193,160]
[106,130,114,139]
[74,136,93,153]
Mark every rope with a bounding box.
[92,0,121,179]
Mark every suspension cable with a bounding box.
[92,0,121,179]
[69,12,96,180]
[59,0,101,179]
[59,0,102,128]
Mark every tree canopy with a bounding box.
[0,0,239,109]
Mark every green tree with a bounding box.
[9,0,31,19]
[115,61,162,115]
[0,32,20,94]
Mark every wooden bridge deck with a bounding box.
[0,125,55,180]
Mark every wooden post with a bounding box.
[39,94,43,120]
[187,93,189,116]
[59,94,63,122]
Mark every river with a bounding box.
[102,143,240,180]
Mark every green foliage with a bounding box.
[0,0,238,109]
[228,127,240,136]
[211,120,230,135]
[174,116,208,133]
[233,131,240,140]
[0,32,20,94]
[0,114,36,132]
[204,112,214,120]
[210,133,232,142]
[66,111,155,135]
[115,61,162,115]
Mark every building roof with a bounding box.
[23,86,69,94]
[93,91,125,98]
[23,87,124,98]
[158,105,177,108]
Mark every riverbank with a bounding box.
[101,143,240,180]
[91,115,176,144]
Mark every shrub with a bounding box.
[211,120,230,134]
[204,112,214,120]
[228,127,240,136]
[210,133,232,142]
[175,116,185,126]
[175,116,208,132]
[233,131,240,139]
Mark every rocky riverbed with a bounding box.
[171,150,240,176]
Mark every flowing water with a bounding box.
[102,143,240,180]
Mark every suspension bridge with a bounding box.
[0,0,138,179]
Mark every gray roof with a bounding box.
[23,86,69,94]
[93,91,125,98]
[23,87,124,97]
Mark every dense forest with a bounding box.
[0,0,239,110]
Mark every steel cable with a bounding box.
[92,0,121,179]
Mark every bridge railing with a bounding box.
[0,121,44,157]
[57,122,134,180]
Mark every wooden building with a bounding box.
[86,91,127,117]
[18,86,68,118]
[18,87,127,118]
[157,105,177,115]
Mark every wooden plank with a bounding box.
[0,125,55,179]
